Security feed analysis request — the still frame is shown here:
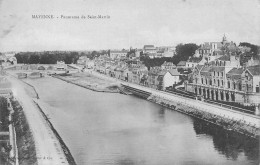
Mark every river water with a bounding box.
[25,77,259,165]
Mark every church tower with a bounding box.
[222,34,227,45]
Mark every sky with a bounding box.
[0,0,259,52]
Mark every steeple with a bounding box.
[222,33,227,44]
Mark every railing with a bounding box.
[205,100,255,115]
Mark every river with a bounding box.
[25,77,259,165]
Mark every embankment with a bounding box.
[33,101,76,165]
[122,84,260,139]
[11,98,38,165]
[9,75,77,165]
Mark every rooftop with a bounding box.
[247,65,260,76]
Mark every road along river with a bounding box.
[24,77,259,165]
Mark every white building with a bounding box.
[158,69,180,90]
[143,45,157,54]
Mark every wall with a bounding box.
[121,82,260,127]
[163,72,179,89]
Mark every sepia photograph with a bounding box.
[0,0,260,164]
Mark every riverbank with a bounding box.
[33,100,76,165]
[53,72,120,93]
[7,75,73,165]
[147,94,260,139]
[11,98,37,165]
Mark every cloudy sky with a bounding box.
[0,0,259,51]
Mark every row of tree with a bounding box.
[0,97,9,131]
[15,52,80,64]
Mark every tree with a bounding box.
[175,43,199,62]
[239,42,259,56]
[28,54,40,64]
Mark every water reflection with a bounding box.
[193,119,259,163]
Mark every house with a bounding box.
[157,69,180,90]
[245,55,260,67]
[147,67,161,89]
[186,56,202,68]
[77,56,89,65]
[241,65,260,104]
[56,61,67,70]
[143,45,157,54]
[161,61,176,70]
[110,50,128,59]
[135,49,142,57]
[177,61,186,68]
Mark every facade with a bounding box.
[77,56,89,65]
[110,50,128,59]
[186,56,202,68]
[143,45,157,54]
[242,65,260,104]
[185,51,260,105]
[147,67,161,89]
[161,61,176,70]
[177,61,186,68]
[158,69,180,90]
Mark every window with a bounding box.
[246,84,249,91]
[228,81,230,88]
[239,83,242,91]
[217,80,220,86]
[210,80,212,85]
[221,72,224,77]
[214,79,216,84]
[214,71,216,76]
[206,79,208,85]
[222,80,224,86]
[201,78,203,84]
[256,86,259,93]
[233,82,236,90]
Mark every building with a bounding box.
[143,45,157,54]
[186,56,203,68]
[245,55,260,67]
[161,61,176,70]
[109,50,128,59]
[135,49,142,57]
[157,69,180,90]
[147,67,161,89]
[185,51,260,105]
[77,56,89,65]
[242,65,260,104]
[177,61,187,68]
